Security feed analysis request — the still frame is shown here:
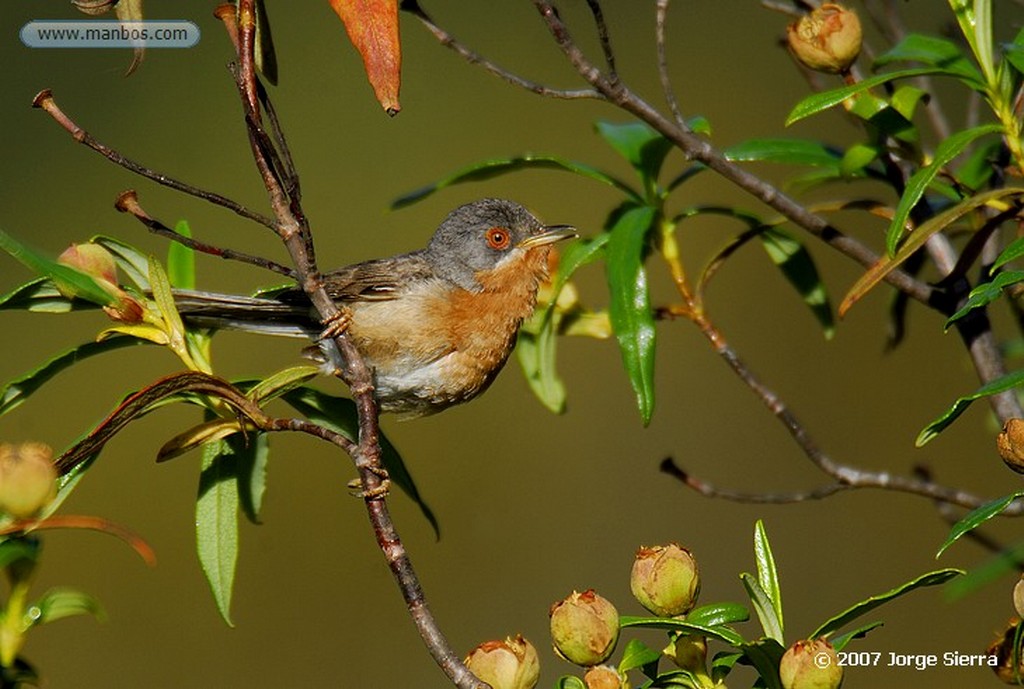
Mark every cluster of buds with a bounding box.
[779,639,843,689]
[57,242,145,323]
[0,442,57,519]
[786,3,862,74]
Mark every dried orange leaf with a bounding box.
[328,0,401,114]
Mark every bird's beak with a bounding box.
[518,224,578,248]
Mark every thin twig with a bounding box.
[583,0,616,77]
[655,0,687,130]
[114,190,297,279]
[31,89,278,232]
[402,0,601,100]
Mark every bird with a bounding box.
[174,198,577,418]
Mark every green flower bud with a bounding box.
[786,3,862,74]
[549,589,619,667]
[583,664,622,689]
[664,634,707,673]
[57,242,145,323]
[630,543,700,617]
[1014,576,1024,619]
[780,639,843,689]
[464,634,540,689]
[0,443,58,519]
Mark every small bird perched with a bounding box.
[175,198,576,418]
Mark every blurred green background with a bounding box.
[1,2,1022,687]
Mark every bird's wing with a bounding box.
[319,251,438,303]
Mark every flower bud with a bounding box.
[0,443,58,519]
[1014,576,1024,619]
[779,639,843,689]
[57,242,145,323]
[464,634,540,689]
[998,419,1024,473]
[583,664,621,689]
[549,589,619,667]
[664,634,707,673]
[630,543,700,617]
[786,4,862,74]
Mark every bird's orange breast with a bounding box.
[345,247,552,417]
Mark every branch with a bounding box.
[655,0,687,130]
[31,89,278,232]
[402,0,601,100]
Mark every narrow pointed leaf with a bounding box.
[94,236,151,291]
[594,121,673,182]
[786,67,948,125]
[886,124,1002,255]
[935,491,1024,557]
[991,236,1024,272]
[167,220,195,290]
[618,616,745,646]
[392,156,638,209]
[0,229,115,307]
[943,540,1024,600]
[740,572,784,643]
[724,138,841,167]
[246,365,321,403]
[753,520,784,637]
[196,438,240,627]
[157,419,249,463]
[810,569,962,639]
[281,386,439,537]
[329,0,401,113]
[760,228,834,338]
[516,317,565,413]
[873,33,984,85]
[617,639,662,674]
[686,602,750,627]
[606,205,657,425]
[738,638,786,689]
[916,367,1024,446]
[236,431,269,524]
[944,270,1024,328]
[31,587,106,626]
[840,187,1024,317]
[0,337,144,417]
[0,278,86,314]
[832,621,885,651]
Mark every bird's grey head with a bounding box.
[426,198,574,291]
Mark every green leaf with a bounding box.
[738,638,786,689]
[992,236,1024,272]
[831,621,885,651]
[874,33,984,85]
[167,220,195,290]
[618,638,661,674]
[30,587,106,626]
[955,138,1001,191]
[936,491,1024,557]
[237,432,269,524]
[724,138,841,167]
[0,539,40,570]
[0,278,87,314]
[618,616,745,646]
[886,124,1002,255]
[556,676,587,689]
[786,67,951,125]
[280,386,439,538]
[0,337,146,417]
[196,438,240,627]
[840,186,1024,317]
[759,228,834,338]
[516,315,566,413]
[810,569,962,639]
[686,602,750,627]
[0,229,115,307]
[916,367,1024,446]
[246,365,321,403]
[943,539,1024,600]
[740,573,784,644]
[94,235,151,291]
[840,143,880,177]
[753,520,784,637]
[594,121,673,183]
[605,205,658,425]
[391,155,639,209]
[944,270,1024,328]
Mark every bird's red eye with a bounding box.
[485,227,511,250]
